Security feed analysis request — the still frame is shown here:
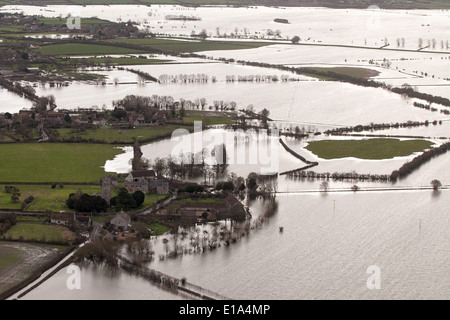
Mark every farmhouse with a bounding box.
[74,213,92,229]
[90,223,113,241]
[50,212,73,227]
[110,211,131,231]
[126,170,156,183]
[152,179,170,195]
[178,194,246,222]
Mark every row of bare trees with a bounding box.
[158,73,213,84]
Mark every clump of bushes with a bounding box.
[0,212,17,234]
[67,190,108,213]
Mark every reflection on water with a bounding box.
[22,263,182,300]
[22,190,450,300]
[25,73,440,127]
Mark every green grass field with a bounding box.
[127,193,162,212]
[306,67,380,79]
[140,194,160,210]
[305,138,434,160]
[36,39,270,57]
[37,43,145,56]
[106,38,273,53]
[0,143,123,183]
[147,222,169,236]
[38,17,109,25]
[4,223,75,242]
[0,246,21,273]
[56,125,191,144]
[79,57,173,65]
[183,110,235,125]
[0,185,102,211]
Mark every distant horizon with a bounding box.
[1,0,450,10]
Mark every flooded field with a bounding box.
[20,189,450,300]
[0,242,61,296]
[2,4,450,301]
[2,5,450,51]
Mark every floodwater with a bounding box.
[0,87,32,114]
[0,242,60,295]
[28,69,441,126]
[20,263,182,300]
[2,5,450,52]
[2,4,450,300]
[104,128,442,190]
[20,190,450,300]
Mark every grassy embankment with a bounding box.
[305,138,434,160]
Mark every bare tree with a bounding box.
[320,181,329,192]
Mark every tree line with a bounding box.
[390,142,450,181]
[324,119,443,136]
[287,170,391,182]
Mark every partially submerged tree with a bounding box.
[291,35,300,43]
[320,181,329,192]
[431,179,442,191]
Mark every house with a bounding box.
[26,67,40,73]
[45,112,65,127]
[135,115,146,126]
[152,111,166,124]
[124,170,157,194]
[125,170,157,182]
[178,194,246,221]
[125,179,150,194]
[110,211,131,231]
[92,118,108,126]
[155,179,169,195]
[50,213,73,227]
[90,223,113,241]
[73,213,92,229]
